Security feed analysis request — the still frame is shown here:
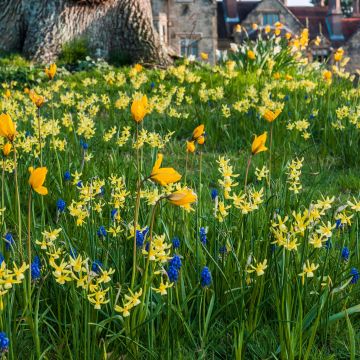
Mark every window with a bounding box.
[263,13,280,26]
[180,39,199,57]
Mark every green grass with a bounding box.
[0,53,359,359]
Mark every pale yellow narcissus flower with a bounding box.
[252,23,258,31]
[45,63,57,80]
[0,113,16,142]
[334,48,344,62]
[152,280,173,295]
[298,260,319,285]
[150,153,182,186]
[247,258,268,276]
[131,95,148,123]
[251,132,268,155]
[234,24,241,33]
[29,167,48,195]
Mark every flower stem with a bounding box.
[269,123,273,188]
[13,145,22,260]
[244,155,253,190]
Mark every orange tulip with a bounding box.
[251,132,268,155]
[186,141,196,153]
[263,109,281,123]
[29,167,48,195]
[192,124,204,139]
[45,63,57,80]
[0,113,16,142]
[200,53,208,61]
[29,90,45,108]
[131,95,148,123]
[167,188,197,210]
[2,143,12,156]
[150,154,182,186]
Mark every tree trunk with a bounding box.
[0,0,171,65]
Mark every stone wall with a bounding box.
[152,0,218,63]
[344,29,360,72]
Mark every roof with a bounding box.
[289,6,330,39]
[237,1,259,22]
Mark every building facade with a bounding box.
[151,0,218,63]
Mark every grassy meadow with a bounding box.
[0,30,360,359]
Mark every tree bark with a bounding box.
[0,0,171,65]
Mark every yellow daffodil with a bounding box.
[2,143,12,156]
[4,89,10,99]
[45,63,57,80]
[252,23,258,31]
[251,132,268,155]
[200,52,208,61]
[334,48,344,62]
[247,50,256,60]
[29,90,45,108]
[323,70,332,82]
[234,24,241,33]
[29,167,48,195]
[150,154,181,186]
[0,113,16,142]
[263,109,281,123]
[285,32,292,40]
[131,95,148,123]
[134,63,143,73]
[265,25,271,34]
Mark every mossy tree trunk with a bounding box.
[0,0,171,65]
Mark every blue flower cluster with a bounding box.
[341,246,350,261]
[31,256,41,281]
[211,189,218,200]
[0,332,9,353]
[92,259,103,274]
[172,237,180,249]
[4,233,14,251]
[350,268,359,284]
[136,227,149,247]
[167,255,182,282]
[201,266,212,287]
[80,139,89,150]
[97,226,107,237]
[64,170,71,181]
[56,199,66,213]
[199,227,207,246]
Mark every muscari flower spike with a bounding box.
[92,259,103,274]
[0,332,9,353]
[201,266,212,287]
[172,237,180,249]
[64,171,71,181]
[211,188,218,200]
[97,226,107,238]
[56,199,66,213]
[341,246,350,261]
[31,256,41,281]
[350,268,359,284]
[4,232,14,251]
[199,227,207,246]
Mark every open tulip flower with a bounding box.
[167,188,197,210]
[192,124,205,144]
[29,167,48,195]
[252,132,268,155]
[131,95,148,123]
[0,113,16,142]
[150,154,181,186]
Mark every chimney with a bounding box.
[353,0,360,15]
[326,0,344,40]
